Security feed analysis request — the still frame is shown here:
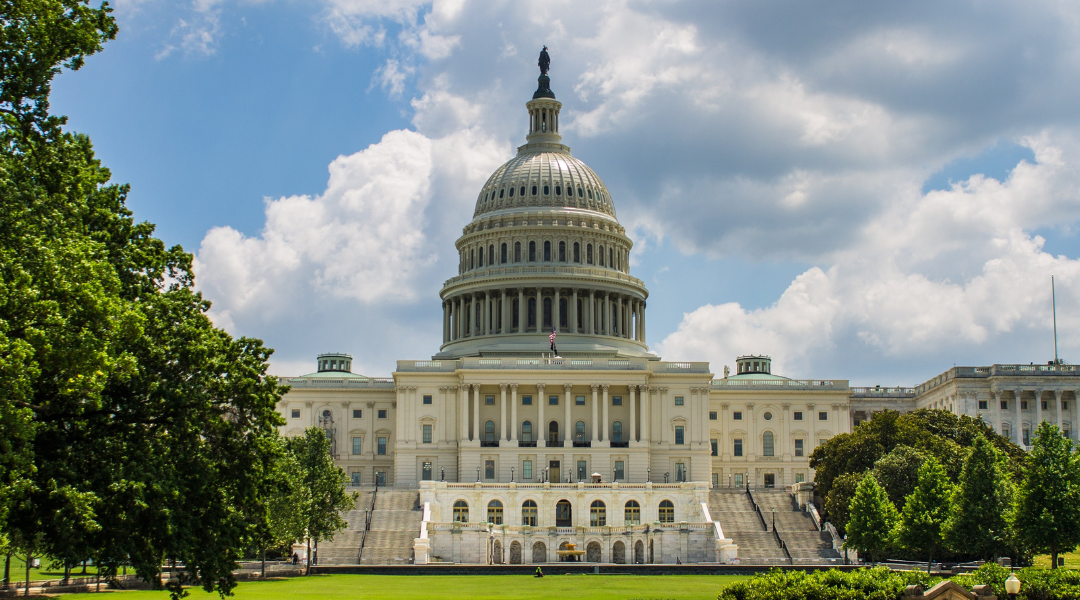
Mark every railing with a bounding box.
[714,379,848,390]
[573,441,592,448]
[609,441,629,448]
[480,440,500,447]
[441,264,648,290]
[357,481,379,563]
[546,440,564,447]
[807,501,824,531]
[849,386,916,398]
[518,440,537,447]
[285,376,395,388]
[746,489,768,531]
[914,363,1080,394]
[772,527,793,564]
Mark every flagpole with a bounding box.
[1053,275,1059,365]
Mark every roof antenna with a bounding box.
[1053,275,1060,365]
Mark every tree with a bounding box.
[824,473,861,536]
[897,456,954,572]
[872,445,927,511]
[1012,422,1080,569]
[944,434,1013,560]
[844,472,898,564]
[252,436,306,577]
[286,428,357,574]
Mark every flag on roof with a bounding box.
[549,329,556,344]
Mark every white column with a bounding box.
[473,384,480,442]
[500,383,508,442]
[535,287,542,332]
[640,387,650,442]
[601,384,609,442]
[1057,390,1064,431]
[511,384,519,442]
[720,402,729,461]
[460,386,469,440]
[1013,390,1023,445]
[992,391,1003,436]
[537,383,546,445]
[395,386,405,442]
[481,292,487,336]
[442,301,449,343]
[591,384,600,442]
[517,288,525,333]
[629,385,637,442]
[587,291,595,334]
[554,288,561,333]
[571,289,579,333]
[564,384,572,443]
[1035,389,1044,430]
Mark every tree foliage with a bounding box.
[871,445,927,511]
[943,434,1014,560]
[896,456,954,571]
[1012,421,1080,569]
[286,428,356,571]
[843,472,897,564]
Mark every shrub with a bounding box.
[717,567,938,600]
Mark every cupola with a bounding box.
[317,352,352,373]
[735,355,771,375]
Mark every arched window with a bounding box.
[574,242,580,263]
[478,246,484,266]
[489,245,495,266]
[575,421,586,443]
[612,421,623,443]
[544,185,550,195]
[587,244,593,264]
[470,249,475,270]
[763,431,774,457]
[609,248,614,268]
[453,500,469,522]
[599,245,605,266]
[529,241,536,262]
[501,243,507,263]
[509,186,514,197]
[522,420,533,442]
[543,297,552,329]
[590,500,606,526]
[488,500,504,525]
[531,185,537,196]
[514,242,521,262]
[499,188,504,198]
[485,420,495,443]
[513,298,520,329]
[559,241,566,262]
[520,186,525,197]
[658,500,674,523]
[548,421,559,443]
[555,185,562,195]
[528,298,536,328]
[624,500,640,525]
[559,298,567,329]
[522,500,538,526]
[544,241,551,261]
[578,187,583,197]
[555,500,572,526]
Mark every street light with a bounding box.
[647,467,651,483]
[1005,574,1021,598]
[511,466,515,482]
[771,509,776,532]
[440,467,445,482]
[476,466,481,482]
[664,472,670,483]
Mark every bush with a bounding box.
[957,563,1080,600]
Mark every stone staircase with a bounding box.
[359,490,423,565]
[751,490,841,562]
[311,490,374,565]
[708,490,787,563]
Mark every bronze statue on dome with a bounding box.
[538,46,550,76]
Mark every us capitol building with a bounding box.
[277,55,1080,566]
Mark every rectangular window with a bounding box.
[378,409,388,419]
[712,473,719,488]
[733,438,743,457]
[486,395,495,405]
[291,409,300,418]
[733,411,743,420]
[793,411,803,420]
[422,462,432,481]
[352,409,363,419]
[1066,401,1071,410]
[614,460,625,481]
[352,437,363,455]
[423,395,432,405]
[577,460,587,482]
[1043,401,1048,410]
[375,470,386,486]
[978,400,988,410]
[1001,401,1008,410]
[734,473,743,487]
[1023,428,1031,446]
[710,439,718,456]
[795,473,805,484]
[377,436,387,455]
[485,460,495,480]
[818,411,828,421]
[523,395,533,405]
[794,439,804,457]
[675,462,686,482]
[675,426,685,445]
[1021,401,1028,410]
[549,395,558,405]
[709,411,717,420]
[423,424,432,444]
[351,472,362,486]
[674,396,684,406]
[523,459,533,480]
[612,396,622,406]
[576,395,585,405]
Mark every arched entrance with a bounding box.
[532,541,547,563]
[634,540,644,564]
[586,541,602,563]
[510,541,522,564]
[492,540,503,564]
[555,499,572,527]
[612,541,626,564]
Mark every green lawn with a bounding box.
[1033,552,1080,569]
[59,573,749,599]
[4,554,100,583]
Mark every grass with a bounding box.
[3,554,100,583]
[1033,551,1080,569]
[58,573,750,599]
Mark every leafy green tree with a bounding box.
[286,428,357,573]
[872,445,927,511]
[252,436,306,577]
[897,456,954,572]
[844,472,898,564]
[824,473,860,536]
[1013,421,1080,569]
[944,434,1013,560]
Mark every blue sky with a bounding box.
[50,0,1080,385]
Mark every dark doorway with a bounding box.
[555,499,572,527]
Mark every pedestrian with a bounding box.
[549,328,558,356]
[534,566,544,577]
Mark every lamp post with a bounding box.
[771,509,776,532]
[476,466,481,482]
[511,466,515,482]
[613,468,617,483]
[745,471,749,491]
[1005,574,1021,598]
[728,474,732,488]
[647,467,651,483]
[664,472,669,483]
[440,467,445,482]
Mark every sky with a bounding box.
[50,0,1080,386]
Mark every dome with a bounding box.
[472,147,616,219]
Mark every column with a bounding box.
[554,288,561,333]
[500,384,508,442]
[992,391,1003,437]
[640,387,650,442]
[1056,390,1064,431]
[537,383,546,445]
[460,386,469,440]
[833,404,842,430]
[1035,389,1043,430]
[367,401,376,456]
[452,297,460,340]
[700,388,711,445]
[465,295,473,337]
[511,384,519,442]
[640,302,646,343]
[502,290,510,334]
[395,387,405,441]
[442,301,449,343]
[1013,391,1022,445]
[472,384,480,442]
[517,288,525,333]
[601,385,610,442]
[629,385,637,442]
[535,287,542,332]
[591,384,600,442]
[571,289,579,333]
[720,402,729,460]
[564,384,572,443]
[484,292,491,335]
[603,293,610,335]
[588,291,595,334]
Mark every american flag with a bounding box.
[549,328,556,344]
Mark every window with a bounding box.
[1001,400,1008,410]
[351,472,362,486]
[794,439,804,457]
[1043,401,1049,410]
[559,241,566,262]
[423,395,432,405]
[531,185,537,196]
[709,411,717,420]
[501,243,507,263]
[423,424,432,444]
[675,426,685,445]
[576,421,586,443]
[675,462,686,482]
[711,439,718,456]
[978,400,988,410]
[485,459,495,480]
[587,244,593,264]
[712,473,719,488]
[1023,428,1031,446]
[522,421,533,442]
[291,409,300,418]
[485,420,496,442]
[523,459,533,480]
[544,241,551,261]
[486,395,495,405]
[733,438,743,457]
[612,396,622,406]
[763,412,773,421]
[599,245,605,266]
[794,411,804,421]
[352,409,363,419]
[577,460,587,481]
[544,185,549,195]
[555,185,562,195]
[529,241,536,261]
[522,500,537,526]
[573,242,580,263]
[576,395,585,405]
[523,395,533,405]
[614,460,624,481]
[795,473,805,484]
[674,396,684,406]
[624,500,640,525]
[733,411,743,420]
[818,411,828,421]
[478,246,484,266]
[548,421,559,443]
[453,500,469,522]
[422,462,432,480]
[734,473,743,487]
[378,409,388,419]
[488,500,503,524]
[548,395,558,405]
[375,470,386,486]
[658,500,674,523]
[1065,402,1070,410]
[590,500,606,526]
[353,437,363,455]
[763,431,774,457]
[514,242,521,262]
[612,421,623,443]
[1021,401,1028,410]
[377,436,387,455]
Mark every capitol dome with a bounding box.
[436,55,651,360]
